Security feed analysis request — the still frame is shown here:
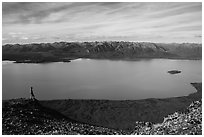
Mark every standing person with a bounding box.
[30,86,35,100]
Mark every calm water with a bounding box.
[2,59,202,100]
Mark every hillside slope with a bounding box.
[2,99,126,135]
[2,98,202,135]
[132,99,202,135]
[41,83,202,130]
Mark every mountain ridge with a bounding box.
[2,41,202,63]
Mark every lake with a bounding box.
[2,59,202,100]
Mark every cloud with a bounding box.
[195,35,202,38]
[2,38,7,41]
[2,2,202,44]
[3,2,75,24]
[148,3,201,19]
[20,37,29,40]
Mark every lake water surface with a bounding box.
[2,59,202,100]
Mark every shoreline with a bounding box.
[3,83,201,102]
[39,82,202,130]
[39,82,201,103]
[2,82,202,131]
[2,57,202,64]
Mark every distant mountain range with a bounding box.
[2,42,202,63]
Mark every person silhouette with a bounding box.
[30,86,35,100]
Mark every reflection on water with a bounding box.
[2,59,202,100]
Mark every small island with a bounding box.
[168,70,181,74]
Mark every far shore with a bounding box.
[2,56,202,64]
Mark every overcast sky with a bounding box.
[2,2,202,44]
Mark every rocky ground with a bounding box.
[2,98,127,135]
[2,98,202,135]
[132,100,202,135]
